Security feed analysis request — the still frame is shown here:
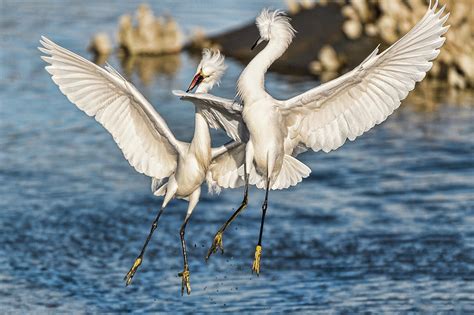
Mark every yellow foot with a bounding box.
[124,257,142,286]
[252,245,262,276]
[178,267,191,295]
[205,231,224,260]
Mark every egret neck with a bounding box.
[237,36,292,104]
[189,80,212,163]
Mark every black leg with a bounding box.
[252,178,270,275]
[124,207,165,286]
[178,217,192,295]
[257,179,270,246]
[206,172,249,260]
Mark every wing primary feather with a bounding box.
[40,36,181,179]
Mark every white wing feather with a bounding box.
[40,36,184,179]
[207,143,246,193]
[172,90,248,143]
[278,2,449,153]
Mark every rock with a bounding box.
[379,0,403,19]
[458,53,474,84]
[377,15,397,43]
[89,32,112,56]
[351,0,370,22]
[407,0,426,18]
[365,23,378,37]
[455,22,471,46]
[341,5,358,20]
[188,27,223,52]
[136,4,155,42]
[117,4,183,55]
[450,2,469,26]
[319,45,341,72]
[309,60,322,74]
[300,0,316,10]
[206,0,472,89]
[407,0,424,11]
[430,62,441,77]
[285,0,300,14]
[343,19,362,40]
[439,45,453,65]
[207,3,358,75]
[399,19,412,34]
[162,16,183,52]
[320,71,338,82]
[318,0,329,6]
[448,68,466,89]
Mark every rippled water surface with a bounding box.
[1,1,473,313]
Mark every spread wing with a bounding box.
[172,90,248,143]
[40,36,186,179]
[277,2,449,153]
[207,143,246,193]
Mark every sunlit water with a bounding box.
[1,1,473,313]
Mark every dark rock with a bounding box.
[203,3,383,76]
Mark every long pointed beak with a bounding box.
[251,37,263,50]
[186,73,204,92]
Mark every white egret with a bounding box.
[173,81,250,261]
[39,38,245,295]
[203,1,449,274]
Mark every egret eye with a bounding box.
[201,67,212,77]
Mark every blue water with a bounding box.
[1,1,473,313]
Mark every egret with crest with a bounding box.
[203,2,449,275]
[39,38,245,295]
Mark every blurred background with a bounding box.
[0,0,473,313]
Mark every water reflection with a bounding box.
[92,53,111,66]
[305,71,474,112]
[119,54,181,85]
[92,52,182,86]
[406,80,474,112]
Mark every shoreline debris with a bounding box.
[89,32,112,56]
[118,4,183,56]
[338,0,473,89]
[88,2,472,90]
[90,3,183,59]
[206,0,472,89]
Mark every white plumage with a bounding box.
[39,39,243,295]
[39,0,450,284]
[243,2,448,185]
[202,2,449,273]
[172,90,247,143]
[41,38,180,180]
[279,2,450,154]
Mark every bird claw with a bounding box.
[124,257,142,286]
[205,231,224,260]
[252,245,262,276]
[178,267,191,295]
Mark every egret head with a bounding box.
[186,49,227,93]
[251,9,296,50]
